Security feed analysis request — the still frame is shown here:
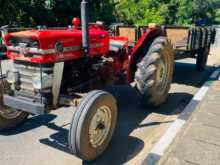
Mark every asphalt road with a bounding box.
[0,47,219,165]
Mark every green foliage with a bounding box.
[175,0,220,25]
[116,0,220,25]
[90,0,116,23]
[0,0,219,27]
[216,9,220,23]
[115,0,167,25]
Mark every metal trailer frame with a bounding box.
[113,25,215,61]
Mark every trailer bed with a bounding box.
[112,25,216,53]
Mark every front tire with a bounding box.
[68,90,117,161]
[134,37,174,107]
[0,79,29,129]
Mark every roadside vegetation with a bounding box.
[0,0,219,27]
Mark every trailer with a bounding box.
[112,24,216,70]
[0,0,216,161]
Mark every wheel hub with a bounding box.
[156,59,168,93]
[157,59,166,83]
[89,105,112,148]
[0,107,22,119]
[0,94,21,119]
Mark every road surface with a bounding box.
[0,46,220,165]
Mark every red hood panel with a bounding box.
[5,28,110,63]
[8,29,83,40]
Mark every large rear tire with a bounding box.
[0,79,29,129]
[68,90,117,161]
[134,37,174,107]
[196,46,210,71]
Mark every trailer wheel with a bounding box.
[0,80,29,129]
[196,46,209,71]
[135,37,174,107]
[68,90,117,161]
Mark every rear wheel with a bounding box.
[196,46,210,71]
[134,37,174,107]
[0,79,29,129]
[68,90,117,161]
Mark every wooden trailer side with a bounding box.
[165,27,189,51]
[165,26,214,51]
[117,26,137,44]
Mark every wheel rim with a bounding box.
[0,106,22,119]
[156,58,168,93]
[89,105,112,148]
[0,80,22,119]
[156,59,166,83]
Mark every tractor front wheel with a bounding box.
[68,90,118,161]
[0,79,29,129]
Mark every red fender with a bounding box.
[126,27,164,82]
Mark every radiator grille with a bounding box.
[14,62,53,94]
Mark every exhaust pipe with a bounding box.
[81,0,89,56]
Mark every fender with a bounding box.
[126,27,164,83]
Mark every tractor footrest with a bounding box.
[3,95,45,115]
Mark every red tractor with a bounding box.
[0,0,215,161]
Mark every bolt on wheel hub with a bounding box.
[156,59,168,93]
[89,105,112,148]
[157,59,166,83]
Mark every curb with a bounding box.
[142,67,220,165]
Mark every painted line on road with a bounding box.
[142,67,220,165]
[178,100,200,121]
[150,119,185,156]
[210,70,219,79]
[193,86,209,101]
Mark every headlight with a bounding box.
[8,38,17,46]
[32,73,53,90]
[6,71,19,84]
[55,42,63,52]
[31,41,40,48]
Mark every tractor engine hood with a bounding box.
[4,27,109,63]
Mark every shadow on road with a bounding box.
[37,61,206,164]
[173,61,215,87]
[39,122,72,154]
[38,86,192,165]
[0,114,57,135]
[0,61,208,164]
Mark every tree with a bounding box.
[176,0,220,25]
[0,0,219,27]
[115,0,169,25]
[89,0,116,23]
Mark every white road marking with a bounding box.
[203,80,212,87]
[143,67,220,164]
[193,86,209,101]
[151,119,185,156]
[210,70,219,79]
